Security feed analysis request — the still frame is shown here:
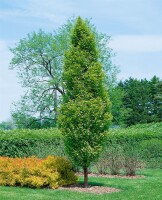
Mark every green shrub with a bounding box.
[122,142,144,176]
[107,144,124,175]
[140,139,162,168]
[106,122,162,169]
[96,144,123,175]
[95,150,109,174]
[95,122,162,175]
[96,142,143,176]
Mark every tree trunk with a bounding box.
[54,89,58,123]
[83,167,88,188]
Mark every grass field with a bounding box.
[0,169,161,200]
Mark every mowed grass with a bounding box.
[0,169,161,200]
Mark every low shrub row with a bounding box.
[0,156,77,189]
[105,122,162,170]
[0,128,61,140]
[95,142,144,176]
[107,122,162,144]
[0,138,64,158]
[0,128,64,158]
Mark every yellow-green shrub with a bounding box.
[43,156,78,186]
[0,156,77,189]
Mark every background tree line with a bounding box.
[1,75,161,130]
[116,76,162,126]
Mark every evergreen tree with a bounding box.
[150,76,162,122]
[119,76,162,126]
[58,17,112,187]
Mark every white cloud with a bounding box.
[0,8,29,19]
[0,0,72,26]
[110,35,162,53]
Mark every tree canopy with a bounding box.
[10,17,118,129]
[58,17,112,187]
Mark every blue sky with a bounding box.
[0,0,162,122]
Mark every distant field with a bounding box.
[0,169,161,200]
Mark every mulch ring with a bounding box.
[59,173,144,194]
[60,184,120,194]
[76,172,145,179]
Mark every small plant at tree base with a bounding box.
[58,17,112,187]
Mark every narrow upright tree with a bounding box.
[58,17,112,187]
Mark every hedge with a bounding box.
[106,122,162,169]
[0,128,61,140]
[0,122,161,167]
[107,122,162,144]
[0,128,64,158]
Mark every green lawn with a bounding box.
[0,169,161,200]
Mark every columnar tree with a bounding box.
[58,17,112,187]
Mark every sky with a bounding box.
[0,0,162,122]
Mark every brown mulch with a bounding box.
[59,173,144,194]
[76,172,145,179]
[60,184,120,194]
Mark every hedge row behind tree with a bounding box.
[0,128,64,158]
[0,122,161,166]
